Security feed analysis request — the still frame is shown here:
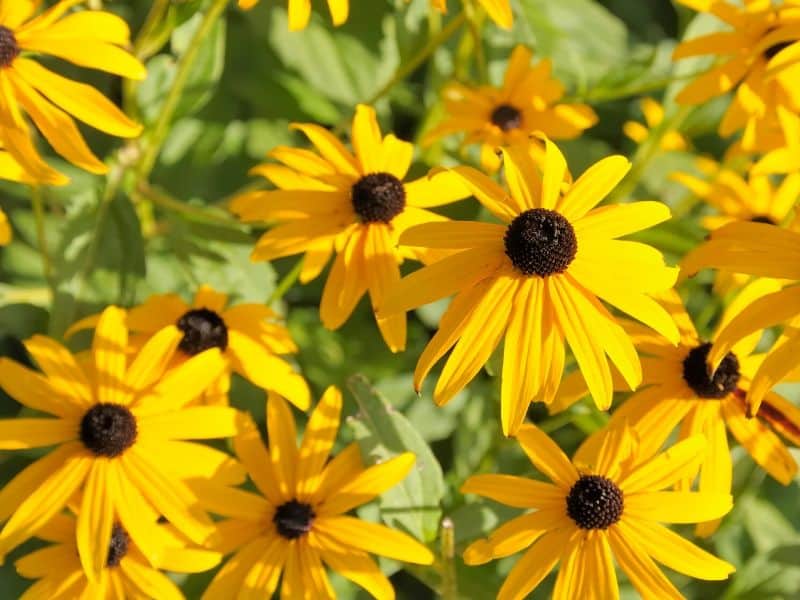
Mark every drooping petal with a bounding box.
[608,524,683,600]
[316,533,393,600]
[497,527,572,600]
[76,459,115,581]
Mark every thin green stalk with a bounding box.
[268,258,305,305]
[463,0,487,82]
[30,185,53,292]
[123,0,171,116]
[364,11,466,107]
[440,517,458,600]
[136,182,244,228]
[136,0,229,182]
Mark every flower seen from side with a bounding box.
[461,423,735,599]
[231,104,470,353]
[622,97,688,152]
[0,307,244,580]
[380,137,679,435]
[200,387,434,600]
[65,284,310,410]
[0,0,145,183]
[425,45,597,171]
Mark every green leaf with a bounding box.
[346,374,445,543]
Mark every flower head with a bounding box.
[66,284,310,410]
[425,45,597,171]
[682,220,800,415]
[461,423,735,599]
[430,0,513,29]
[553,285,800,535]
[231,104,470,352]
[16,510,221,599]
[0,307,244,580]
[673,0,800,151]
[238,0,348,31]
[200,387,434,600]
[380,138,679,435]
[0,0,145,183]
[623,97,688,151]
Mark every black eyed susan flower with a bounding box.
[461,423,735,599]
[0,306,245,580]
[237,0,348,31]
[199,387,434,600]
[553,285,800,536]
[231,104,470,353]
[623,97,688,152]
[66,284,310,410]
[15,510,221,599]
[673,0,800,151]
[424,45,597,171]
[682,220,800,416]
[0,1,145,183]
[380,138,680,435]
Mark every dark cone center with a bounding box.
[566,475,624,530]
[682,342,740,399]
[0,27,19,68]
[80,403,137,457]
[491,104,522,132]
[177,308,228,355]
[351,172,406,223]
[273,499,315,539]
[750,215,777,225]
[106,524,131,567]
[504,208,577,276]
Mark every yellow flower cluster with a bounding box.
[0,1,799,599]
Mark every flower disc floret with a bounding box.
[490,104,523,131]
[106,524,131,568]
[566,474,624,530]
[351,172,406,223]
[0,26,19,68]
[273,500,316,540]
[177,308,229,355]
[682,342,740,399]
[504,208,577,276]
[79,403,138,457]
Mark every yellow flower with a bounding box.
[461,423,734,599]
[622,97,688,151]
[0,307,244,580]
[430,0,513,29]
[752,105,800,174]
[425,45,597,171]
[16,510,221,599]
[0,207,8,245]
[0,1,145,183]
[199,387,434,600]
[675,157,800,293]
[673,0,800,151]
[238,0,348,31]
[682,220,800,416]
[231,104,470,353]
[66,284,311,410]
[380,138,679,435]
[553,285,800,536]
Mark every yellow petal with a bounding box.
[558,155,631,221]
[92,306,128,405]
[497,528,572,600]
[315,516,434,564]
[351,104,384,174]
[296,386,342,500]
[290,122,359,177]
[0,417,77,449]
[607,523,683,600]
[460,474,563,509]
[77,459,115,581]
[619,435,706,493]
[317,534,393,600]
[624,491,732,523]
[516,424,578,488]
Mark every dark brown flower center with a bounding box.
[177,308,228,355]
[491,104,522,131]
[682,342,740,399]
[0,27,19,68]
[750,215,776,225]
[351,172,406,223]
[273,499,315,539]
[504,208,577,276]
[80,403,137,457]
[566,475,624,530]
[106,524,130,567]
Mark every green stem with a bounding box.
[123,0,171,116]
[135,182,244,228]
[463,0,487,82]
[563,68,711,104]
[439,517,458,600]
[30,185,53,293]
[136,0,229,182]
[268,257,305,305]
[363,11,466,108]
[610,105,694,202]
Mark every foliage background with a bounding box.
[0,0,799,598]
